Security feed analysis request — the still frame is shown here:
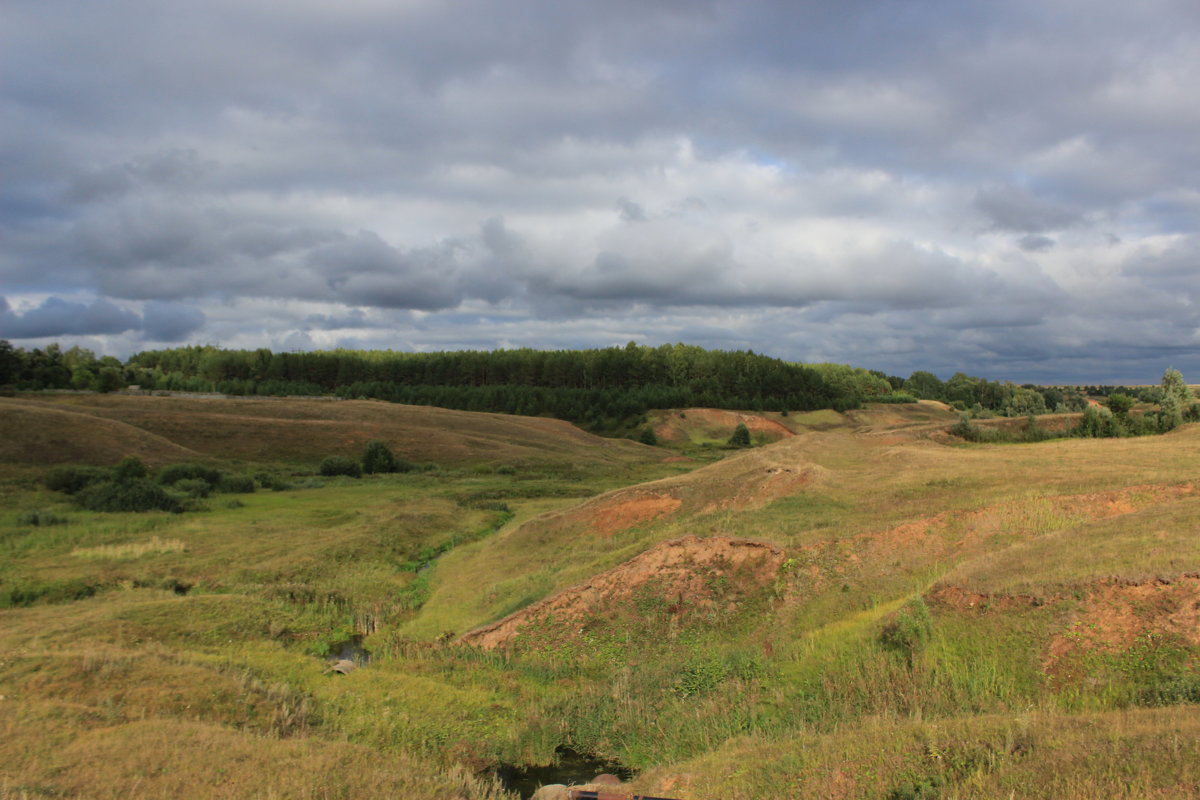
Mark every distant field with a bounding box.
[3,394,1199,799]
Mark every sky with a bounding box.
[3,0,1199,383]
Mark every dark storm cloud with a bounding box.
[3,0,1200,381]
[0,296,141,338]
[142,301,207,342]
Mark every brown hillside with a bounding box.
[0,394,653,467]
[535,434,827,537]
[653,408,796,444]
[0,399,201,467]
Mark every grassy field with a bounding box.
[2,394,1199,798]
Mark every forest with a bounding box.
[0,339,1118,429]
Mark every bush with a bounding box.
[361,440,397,474]
[44,465,110,495]
[638,427,658,446]
[159,462,222,487]
[174,478,211,498]
[15,510,69,526]
[872,392,920,404]
[319,455,361,478]
[728,422,752,447]
[114,456,148,482]
[75,478,183,513]
[216,473,256,493]
[394,459,420,473]
[879,598,934,666]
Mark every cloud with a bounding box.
[0,296,142,338]
[3,0,1200,381]
[142,300,207,342]
[974,185,1082,234]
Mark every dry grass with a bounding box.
[5,394,1200,799]
[0,393,659,468]
[71,535,187,559]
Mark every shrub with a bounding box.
[44,465,110,495]
[216,472,256,493]
[728,422,752,447]
[319,456,361,478]
[174,478,210,498]
[15,510,69,526]
[75,478,183,513]
[879,598,934,667]
[872,392,920,404]
[638,427,658,446]
[1106,393,1135,415]
[394,459,420,474]
[361,440,397,474]
[114,456,148,482]
[159,462,222,487]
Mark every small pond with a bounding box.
[496,746,633,799]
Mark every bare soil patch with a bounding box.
[460,536,784,650]
[653,408,795,444]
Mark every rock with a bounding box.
[530,785,569,800]
[325,659,356,675]
[592,773,622,786]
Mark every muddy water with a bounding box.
[496,747,633,799]
[330,635,370,663]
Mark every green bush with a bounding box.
[75,478,183,513]
[879,598,934,666]
[174,478,210,498]
[159,462,222,487]
[638,427,658,446]
[114,456,149,481]
[361,440,397,474]
[216,473,256,493]
[872,392,920,404]
[44,465,110,494]
[15,510,69,527]
[319,455,362,478]
[728,422,752,447]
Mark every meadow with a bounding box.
[2,392,1199,799]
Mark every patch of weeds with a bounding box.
[886,773,944,800]
[879,598,934,667]
[15,509,69,526]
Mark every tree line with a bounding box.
[3,338,1180,431]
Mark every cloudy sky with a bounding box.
[3,0,1199,383]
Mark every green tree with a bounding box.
[362,440,397,474]
[638,427,658,446]
[1159,368,1191,431]
[903,370,945,401]
[729,422,751,447]
[1106,393,1135,416]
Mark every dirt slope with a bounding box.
[535,434,827,536]
[652,408,796,445]
[461,535,784,650]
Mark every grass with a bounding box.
[4,395,1200,798]
[71,535,187,559]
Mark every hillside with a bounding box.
[0,394,657,469]
[2,395,1199,798]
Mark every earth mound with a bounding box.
[460,535,785,650]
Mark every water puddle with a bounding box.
[497,746,633,799]
[330,634,371,663]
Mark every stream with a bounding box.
[496,747,633,799]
